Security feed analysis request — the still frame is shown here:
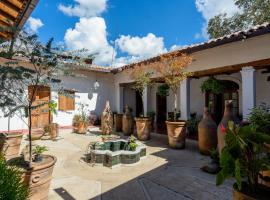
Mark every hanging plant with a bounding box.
[200,77,224,94]
[157,84,169,97]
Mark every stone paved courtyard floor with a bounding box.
[23,127,233,200]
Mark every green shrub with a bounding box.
[248,103,270,135]
[0,154,29,200]
[216,122,270,193]
[187,113,200,134]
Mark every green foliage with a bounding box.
[216,121,270,193]
[147,111,155,118]
[33,145,48,155]
[207,0,270,38]
[187,113,200,134]
[201,77,224,94]
[127,135,138,151]
[0,154,29,200]
[248,103,270,135]
[157,84,169,97]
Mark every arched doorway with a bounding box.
[205,80,239,123]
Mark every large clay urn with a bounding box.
[198,107,217,155]
[22,155,57,200]
[0,132,23,160]
[166,121,186,149]
[217,100,234,155]
[122,106,134,136]
[135,117,151,141]
[114,114,123,132]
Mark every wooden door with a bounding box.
[156,93,167,134]
[28,85,51,129]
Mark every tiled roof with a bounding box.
[111,22,270,73]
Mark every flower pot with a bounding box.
[166,121,186,149]
[114,114,123,132]
[217,100,234,155]
[135,117,151,141]
[30,129,44,140]
[198,107,217,155]
[73,122,88,134]
[0,132,23,160]
[122,108,134,136]
[50,123,59,140]
[22,155,57,200]
[232,183,270,200]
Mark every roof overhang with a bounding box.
[0,0,39,40]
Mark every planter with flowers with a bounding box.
[153,53,193,149]
[216,121,270,199]
[73,103,89,134]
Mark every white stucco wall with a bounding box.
[0,71,115,131]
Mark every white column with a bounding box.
[115,84,124,113]
[241,67,256,119]
[142,86,148,116]
[180,78,190,120]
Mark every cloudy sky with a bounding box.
[27,0,240,67]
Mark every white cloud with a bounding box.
[116,33,167,60]
[58,0,107,18]
[26,17,44,33]
[64,17,115,65]
[195,0,240,39]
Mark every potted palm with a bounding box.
[216,121,270,199]
[130,66,153,141]
[153,53,193,148]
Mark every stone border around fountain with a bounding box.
[88,140,146,168]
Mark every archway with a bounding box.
[205,80,239,123]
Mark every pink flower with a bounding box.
[220,124,226,134]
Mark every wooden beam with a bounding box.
[0,2,19,19]
[5,0,24,9]
[0,14,15,25]
[0,31,11,40]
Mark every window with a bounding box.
[58,90,75,111]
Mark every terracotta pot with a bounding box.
[232,183,270,200]
[30,129,44,140]
[135,117,151,141]
[166,121,186,149]
[22,155,57,200]
[114,114,123,132]
[73,122,88,134]
[122,106,134,136]
[0,132,23,160]
[198,107,217,155]
[217,100,234,155]
[50,123,59,140]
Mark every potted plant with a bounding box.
[43,123,59,140]
[130,66,153,141]
[0,32,81,199]
[0,154,29,199]
[216,121,270,199]
[153,53,193,148]
[72,103,89,134]
[187,113,200,140]
[200,76,224,95]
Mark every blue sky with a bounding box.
[26,0,239,66]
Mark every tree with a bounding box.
[207,0,270,38]
[153,53,193,121]
[129,66,153,117]
[0,31,87,167]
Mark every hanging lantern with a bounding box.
[94,80,100,90]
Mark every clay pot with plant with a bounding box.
[130,66,153,141]
[153,53,193,149]
[73,103,89,134]
[44,123,59,140]
[0,33,84,199]
[216,121,270,200]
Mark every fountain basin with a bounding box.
[88,139,146,168]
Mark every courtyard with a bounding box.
[21,127,233,200]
